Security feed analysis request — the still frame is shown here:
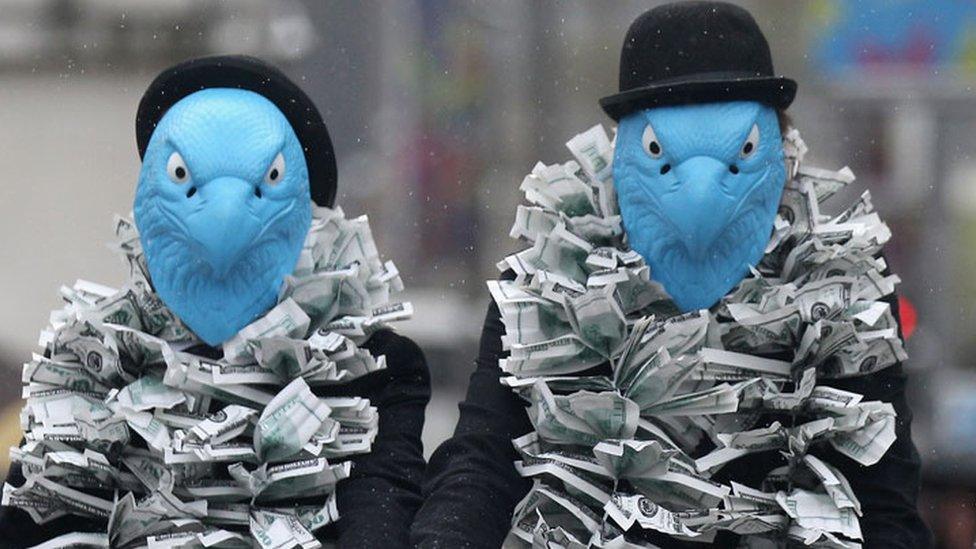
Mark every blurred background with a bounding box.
[0,0,972,546]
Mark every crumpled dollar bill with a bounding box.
[495,126,904,548]
[4,206,407,548]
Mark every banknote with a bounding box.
[7,208,406,546]
[254,378,333,462]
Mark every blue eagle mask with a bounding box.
[613,101,786,312]
[134,88,312,346]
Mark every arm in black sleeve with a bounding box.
[332,329,431,549]
[820,364,930,549]
[411,276,533,549]
[815,292,932,549]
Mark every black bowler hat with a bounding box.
[136,55,338,207]
[599,1,796,121]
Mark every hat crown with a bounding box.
[619,1,775,92]
[136,55,337,207]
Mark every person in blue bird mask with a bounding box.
[612,101,787,312]
[0,56,429,548]
[412,2,929,548]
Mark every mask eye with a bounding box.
[641,124,664,159]
[264,153,286,186]
[166,152,190,184]
[740,124,760,158]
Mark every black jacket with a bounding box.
[411,275,931,548]
[0,329,430,549]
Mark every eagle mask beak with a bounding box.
[665,155,735,261]
[183,176,262,278]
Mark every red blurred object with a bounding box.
[899,295,917,339]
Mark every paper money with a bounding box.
[6,208,409,545]
[493,126,905,546]
[223,299,311,365]
[279,265,362,327]
[184,405,257,446]
[26,532,109,549]
[515,457,613,506]
[509,483,602,545]
[566,125,617,218]
[488,280,570,349]
[527,381,639,446]
[501,334,606,377]
[828,401,896,466]
[520,162,598,218]
[503,223,594,283]
[230,458,350,501]
[776,489,862,542]
[112,376,186,412]
[567,285,627,357]
[604,493,701,538]
[146,529,251,549]
[23,354,110,394]
[50,321,128,385]
[254,378,333,462]
[250,509,321,549]
[162,349,276,408]
[593,439,677,480]
[802,454,861,515]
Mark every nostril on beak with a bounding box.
[660,164,671,175]
[254,186,262,199]
[729,164,739,174]
[186,186,197,198]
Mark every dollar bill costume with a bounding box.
[0,56,429,548]
[413,3,928,548]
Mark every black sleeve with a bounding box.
[817,365,930,548]
[411,279,533,549]
[812,293,932,549]
[332,330,431,549]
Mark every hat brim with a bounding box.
[136,55,337,207]
[599,75,796,121]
